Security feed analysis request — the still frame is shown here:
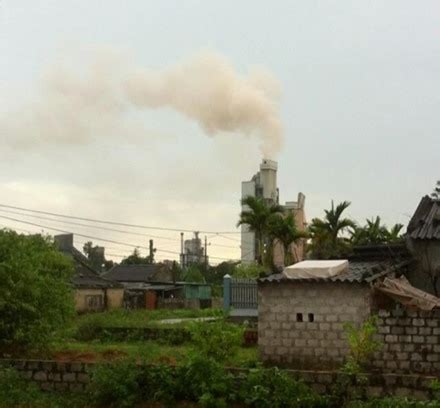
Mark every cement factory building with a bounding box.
[241,159,306,266]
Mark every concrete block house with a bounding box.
[258,249,413,370]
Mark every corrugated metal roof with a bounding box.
[259,259,412,284]
[407,196,440,240]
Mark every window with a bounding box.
[296,313,303,322]
[308,313,314,322]
[85,295,104,311]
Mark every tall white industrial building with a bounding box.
[241,159,306,264]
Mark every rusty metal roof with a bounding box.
[407,196,440,240]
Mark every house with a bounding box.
[54,234,124,312]
[102,264,212,309]
[406,195,440,295]
[257,246,414,369]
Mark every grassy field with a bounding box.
[44,308,257,367]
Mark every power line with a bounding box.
[0,208,181,242]
[0,203,242,235]
[0,208,242,251]
[0,215,239,262]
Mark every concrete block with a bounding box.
[319,323,330,331]
[33,371,47,381]
[405,327,417,335]
[426,336,438,344]
[418,327,432,335]
[384,335,398,343]
[63,373,76,383]
[412,318,425,327]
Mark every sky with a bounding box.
[0,1,439,263]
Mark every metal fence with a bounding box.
[223,275,258,311]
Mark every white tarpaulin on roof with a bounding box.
[283,260,349,279]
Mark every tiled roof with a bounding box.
[102,264,161,283]
[407,196,440,240]
[59,247,121,289]
[259,259,412,284]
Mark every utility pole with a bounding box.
[148,239,155,264]
[204,235,208,270]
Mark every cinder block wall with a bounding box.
[258,282,371,368]
[373,308,440,375]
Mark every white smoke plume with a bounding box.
[1,50,283,157]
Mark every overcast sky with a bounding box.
[0,1,439,262]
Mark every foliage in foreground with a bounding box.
[0,230,75,352]
[2,364,440,408]
[88,358,327,408]
[0,367,88,408]
[189,320,244,362]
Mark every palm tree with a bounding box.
[351,217,404,246]
[309,200,356,259]
[384,223,404,243]
[237,196,283,265]
[268,213,308,266]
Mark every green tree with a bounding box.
[309,200,355,259]
[0,230,74,352]
[233,263,266,278]
[237,196,283,265]
[121,248,151,265]
[268,213,308,266]
[385,223,404,242]
[351,217,404,246]
[183,264,205,283]
[83,241,110,272]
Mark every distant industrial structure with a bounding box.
[241,159,306,266]
[180,231,208,268]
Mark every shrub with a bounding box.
[238,366,326,408]
[0,366,42,407]
[189,320,244,362]
[343,316,382,372]
[0,231,75,352]
[175,355,233,408]
[138,364,175,406]
[88,359,142,407]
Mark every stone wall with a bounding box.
[258,281,371,368]
[372,307,440,375]
[1,359,438,400]
[0,360,92,392]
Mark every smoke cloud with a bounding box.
[1,50,283,157]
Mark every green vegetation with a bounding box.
[351,217,403,246]
[308,200,356,260]
[0,230,75,352]
[343,316,382,373]
[309,201,405,259]
[0,366,88,408]
[237,196,284,265]
[189,320,244,362]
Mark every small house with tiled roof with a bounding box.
[257,245,413,368]
[54,234,124,312]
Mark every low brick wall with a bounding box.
[91,326,191,343]
[1,359,438,400]
[373,308,440,375]
[0,360,93,392]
